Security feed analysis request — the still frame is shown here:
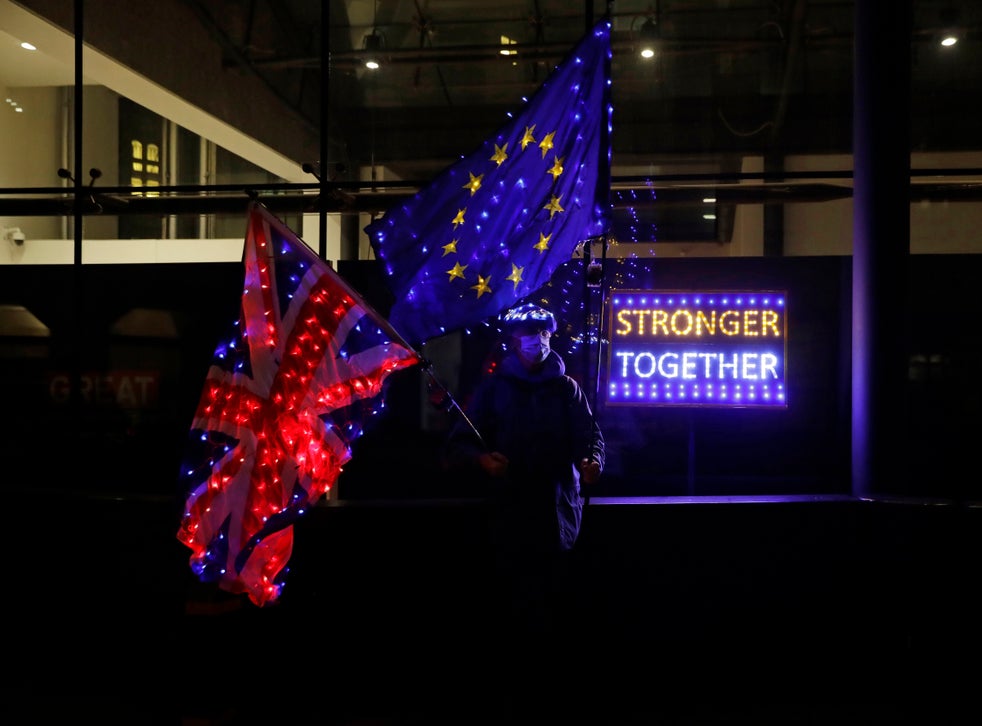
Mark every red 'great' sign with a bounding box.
[48,370,160,409]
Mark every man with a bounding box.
[445,302,605,645]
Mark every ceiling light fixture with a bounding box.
[363,29,384,70]
[939,5,960,48]
[363,0,384,71]
[637,2,661,60]
[639,18,660,59]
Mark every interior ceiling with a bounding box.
[193,0,982,187]
[2,0,980,219]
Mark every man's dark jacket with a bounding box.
[445,349,605,554]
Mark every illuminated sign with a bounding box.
[605,290,787,408]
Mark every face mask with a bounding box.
[517,331,550,365]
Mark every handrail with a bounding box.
[2,169,982,216]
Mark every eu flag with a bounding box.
[366,19,612,346]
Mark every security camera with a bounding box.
[4,227,25,246]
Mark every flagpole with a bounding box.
[591,9,614,406]
[421,361,488,450]
[366,321,488,451]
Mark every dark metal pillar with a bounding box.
[319,3,329,260]
[851,0,912,497]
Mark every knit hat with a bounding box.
[501,303,557,334]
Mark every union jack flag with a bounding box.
[177,202,421,606]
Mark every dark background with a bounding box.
[2,254,979,503]
[4,255,982,722]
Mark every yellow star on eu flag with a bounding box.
[544,194,564,219]
[490,143,509,166]
[548,156,564,181]
[539,131,556,158]
[506,264,524,289]
[471,275,492,297]
[446,261,467,281]
[463,172,483,196]
[520,125,536,150]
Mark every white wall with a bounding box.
[0,83,63,240]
